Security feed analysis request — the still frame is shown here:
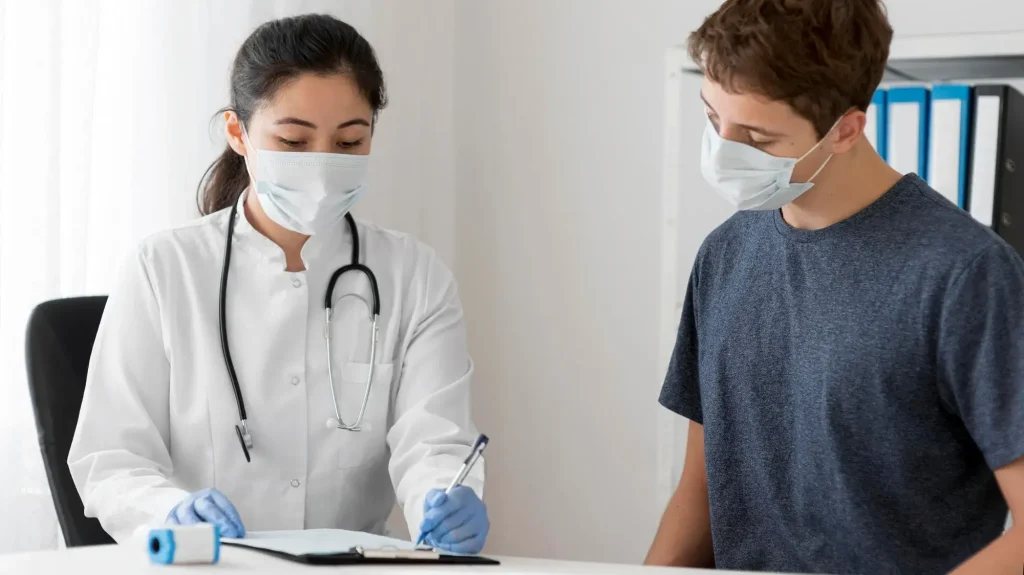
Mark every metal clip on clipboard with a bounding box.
[354,546,441,560]
[222,530,500,566]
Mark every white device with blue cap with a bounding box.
[148,524,221,565]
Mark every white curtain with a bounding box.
[0,0,451,553]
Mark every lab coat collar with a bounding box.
[229,190,352,271]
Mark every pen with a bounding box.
[415,434,489,547]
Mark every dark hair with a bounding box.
[197,14,388,215]
[689,0,892,138]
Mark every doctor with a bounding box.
[68,14,488,554]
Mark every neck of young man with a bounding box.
[244,190,310,272]
[780,137,905,231]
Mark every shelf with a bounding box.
[883,55,1024,82]
[885,30,1024,82]
[680,30,1024,84]
[682,55,1024,84]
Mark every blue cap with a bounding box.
[148,529,177,565]
[212,525,221,564]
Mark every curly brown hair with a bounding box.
[689,0,893,138]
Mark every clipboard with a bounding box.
[223,542,501,566]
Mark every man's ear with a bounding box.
[224,110,246,157]
[831,110,866,154]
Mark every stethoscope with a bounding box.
[219,199,380,462]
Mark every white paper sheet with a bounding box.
[224,529,417,556]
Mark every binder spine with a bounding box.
[932,85,973,208]
[887,86,931,179]
[989,85,1024,254]
[872,89,888,160]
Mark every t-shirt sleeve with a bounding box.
[659,266,703,424]
[938,241,1024,470]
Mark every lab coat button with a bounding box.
[290,479,301,488]
[290,376,300,386]
[292,279,302,288]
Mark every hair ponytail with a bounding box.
[195,14,387,216]
[197,143,249,216]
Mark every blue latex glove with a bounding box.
[417,486,489,554]
[166,488,245,538]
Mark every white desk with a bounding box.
[0,545,758,574]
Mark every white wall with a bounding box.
[344,1,459,268]
[452,0,722,563]
[885,0,1024,37]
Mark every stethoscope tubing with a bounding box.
[219,198,380,462]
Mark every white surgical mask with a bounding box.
[701,118,838,211]
[241,128,369,235]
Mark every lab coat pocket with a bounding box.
[335,362,394,469]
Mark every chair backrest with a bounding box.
[25,296,114,547]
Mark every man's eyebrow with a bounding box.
[699,92,786,138]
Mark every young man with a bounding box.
[646,1,1024,573]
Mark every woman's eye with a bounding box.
[338,140,362,149]
[278,138,303,148]
[751,139,774,149]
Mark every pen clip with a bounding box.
[446,434,489,493]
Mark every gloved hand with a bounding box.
[167,488,245,538]
[417,486,489,554]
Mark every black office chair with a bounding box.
[25,296,115,546]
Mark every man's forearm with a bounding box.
[646,420,714,567]
[643,475,714,567]
[951,526,1024,574]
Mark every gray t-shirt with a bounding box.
[660,175,1024,574]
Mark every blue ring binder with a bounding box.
[887,86,931,180]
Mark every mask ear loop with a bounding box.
[806,153,834,183]
[238,116,257,186]
[797,116,844,184]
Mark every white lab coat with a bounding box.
[67,195,483,543]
